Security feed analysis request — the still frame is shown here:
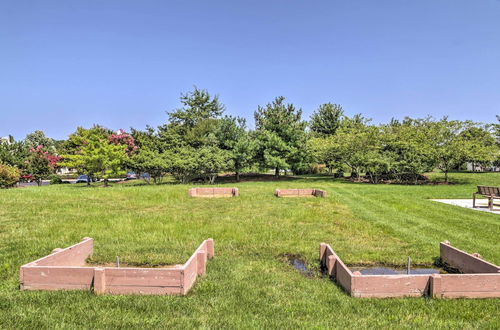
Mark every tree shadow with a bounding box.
[215,173,303,184]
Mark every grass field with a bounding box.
[0,172,499,328]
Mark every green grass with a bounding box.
[0,172,499,328]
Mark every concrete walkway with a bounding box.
[431,199,500,215]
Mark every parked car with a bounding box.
[20,174,34,182]
[126,172,137,180]
[75,175,91,184]
[140,173,151,180]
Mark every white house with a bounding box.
[1,135,14,145]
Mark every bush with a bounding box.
[49,175,63,184]
[0,164,21,188]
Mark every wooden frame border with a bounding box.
[20,238,214,295]
[319,241,499,299]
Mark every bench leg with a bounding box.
[489,197,493,211]
[472,193,476,208]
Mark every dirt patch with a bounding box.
[217,173,300,183]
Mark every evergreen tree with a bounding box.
[310,103,344,136]
[254,96,308,177]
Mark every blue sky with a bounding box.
[1,0,499,140]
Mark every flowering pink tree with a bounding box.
[26,145,61,186]
[108,129,138,155]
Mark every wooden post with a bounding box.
[206,239,214,259]
[197,251,207,275]
[94,267,106,294]
[327,255,337,276]
[19,266,24,290]
[430,274,441,298]
[319,243,327,264]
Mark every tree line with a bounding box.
[1,87,499,187]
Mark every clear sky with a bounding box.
[1,0,499,140]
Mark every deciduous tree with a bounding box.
[61,127,126,187]
[0,163,21,188]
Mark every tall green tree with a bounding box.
[157,87,231,184]
[309,103,344,136]
[381,118,435,183]
[24,130,56,151]
[254,96,308,177]
[160,87,225,148]
[128,127,169,184]
[216,116,256,181]
[26,145,60,186]
[61,127,126,187]
[0,140,29,169]
[167,87,225,128]
[328,125,381,181]
[62,125,111,156]
[168,147,199,184]
[430,119,470,183]
[460,126,497,171]
[196,146,232,184]
[492,116,500,167]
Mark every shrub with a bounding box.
[0,164,21,188]
[49,175,63,184]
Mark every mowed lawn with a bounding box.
[0,172,499,328]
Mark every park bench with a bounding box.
[473,185,500,211]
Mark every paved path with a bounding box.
[431,199,500,215]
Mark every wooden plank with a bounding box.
[319,243,334,264]
[197,251,207,275]
[327,255,337,276]
[277,189,326,197]
[440,242,499,273]
[104,268,181,287]
[335,259,352,294]
[196,188,214,195]
[440,274,500,292]
[319,243,338,275]
[182,257,198,294]
[22,283,92,291]
[106,286,183,295]
[93,267,106,294]
[278,189,299,196]
[351,275,429,297]
[314,189,327,197]
[206,239,214,259]
[298,189,314,195]
[190,187,237,197]
[24,238,93,267]
[430,274,442,298]
[352,291,424,298]
[440,291,500,298]
[22,266,94,287]
[213,188,234,194]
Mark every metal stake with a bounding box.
[407,256,411,275]
[116,256,120,268]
